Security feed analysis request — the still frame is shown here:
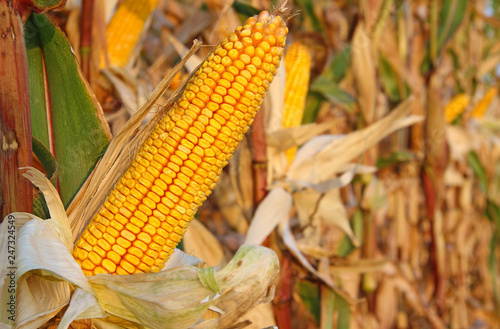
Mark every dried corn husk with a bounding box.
[0,169,278,329]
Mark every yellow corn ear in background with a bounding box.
[103,0,160,67]
[444,93,470,123]
[471,87,498,118]
[74,11,288,276]
[282,41,311,164]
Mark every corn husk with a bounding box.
[0,169,279,329]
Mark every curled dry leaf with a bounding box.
[352,23,377,123]
[183,219,224,267]
[244,187,293,246]
[287,96,421,184]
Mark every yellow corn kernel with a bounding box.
[74,10,288,275]
[102,0,160,67]
[282,41,311,164]
[444,94,470,123]
[471,87,497,118]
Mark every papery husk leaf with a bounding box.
[21,168,71,250]
[161,248,205,270]
[88,268,213,329]
[93,315,142,329]
[237,303,276,329]
[15,218,95,328]
[287,97,421,183]
[244,187,293,245]
[197,246,279,328]
[446,126,472,160]
[1,168,99,328]
[58,288,105,329]
[16,273,71,329]
[0,213,32,327]
[183,220,224,267]
[287,135,343,175]
[100,68,150,122]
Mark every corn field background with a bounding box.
[2,0,500,328]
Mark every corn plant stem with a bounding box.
[273,249,293,329]
[0,0,33,220]
[423,72,448,313]
[80,0,94,79]
[429,0,438,63]
[251,105,267,205]
[250,106,292,328]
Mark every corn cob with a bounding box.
[471,87,497,118]
[74,11,288,276]
[282,41,311,164]
[102,0,159,67]
[444,93,469,123]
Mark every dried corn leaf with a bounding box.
[237,303,276,329]
[287,97,421,184]
[352,23,376,123]
[315,189,359,246]
[279,216,351,302]
[183,220,224,267]
[266,121,337,152]
[244,187,293,245]
[167,33,203,73]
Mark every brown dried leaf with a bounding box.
[288,97,420,184]
[352,23,377,123]
[183,219,224,267]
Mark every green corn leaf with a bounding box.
[25,13,111,208]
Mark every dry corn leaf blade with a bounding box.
[279,217,351,303]
[287,97,421,183]
[352,23,377,123]
[266,121,338,152]
[244,187,293,245]
[58,288,105,328]
[167,33,203,73]
[315,189,359,246]
[183,220,224,267]
[286,163,376,194]
[237,303,276,329]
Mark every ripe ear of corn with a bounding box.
[444,94,470,123]
[282,41,311,164]
[102,0,160,67]
[74,11,288,276]
[471,87,497,118]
